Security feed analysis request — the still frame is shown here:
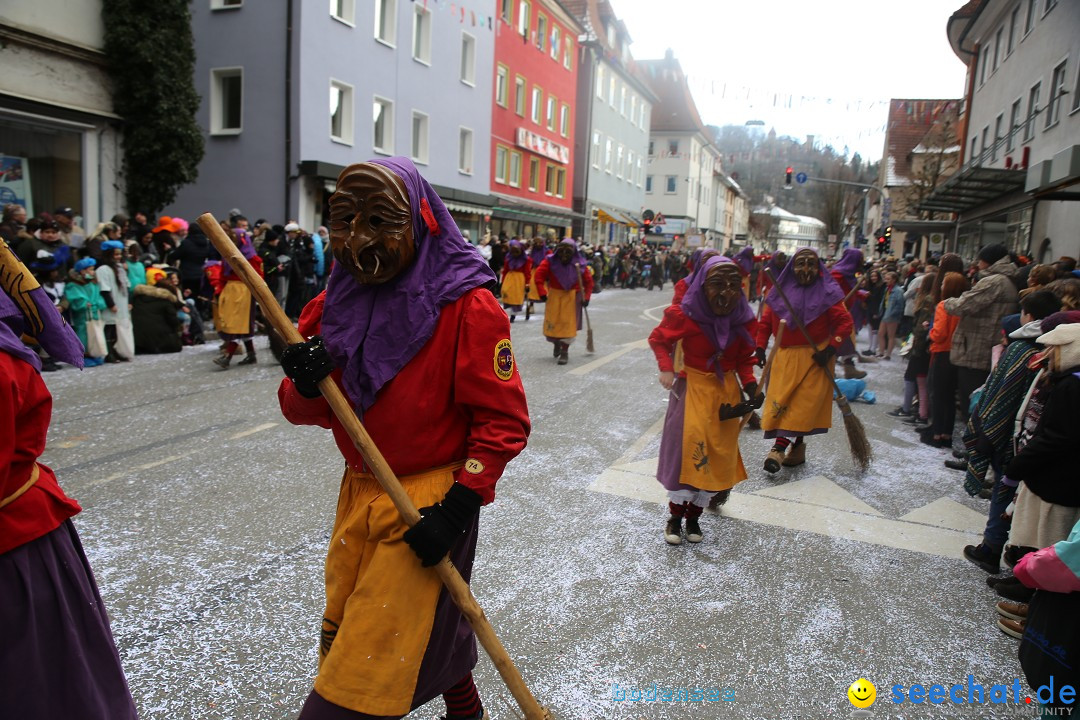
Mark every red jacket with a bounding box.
[532,259,593,300]
[756,302,854,351]
[501,256,533,282]
[0,352,82,555]
[649,304,758,386]
[278,288,530,505]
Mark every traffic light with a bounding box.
[785,166,793,189]
[884,226,892,242]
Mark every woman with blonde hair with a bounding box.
[82,221,121,262]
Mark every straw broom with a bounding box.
[574,265,594,353]
[196,214,552,720]
[764,268,873,472]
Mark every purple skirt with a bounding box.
[0,520,139,719]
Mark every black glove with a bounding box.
[403,483,482,567]
[812,345,837,368]
[582,299,589,308]
[719,401,753,420]
[281,335,335,398]
[754,347,767,367]
[743,382,765,409]
[539,294,547,302]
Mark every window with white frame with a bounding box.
[1025,0,1037,35]
[514,75,526,116]
[970,137,978,165]
[517,0,530,38]
[620,85,627,116]
[636,157,643,187]
[373,97,393,153]
[495,146,508,183]
[626,150,634,183]
[331,0,355,24]
[980,126,990,162]
[630,94,637,124]
[412,4,432,64]
[1072,64,1080,114]
[1046,60,1067,128]
[591,131,600,169]
[551,26,560,60]
[639,103,646,129]
[211,0,243,9]
[559,103,569,137]
[329,79,354,144]
[1025,82,1041,141]
[500,0,511,24]
[374,0,396,43]
[556,167,565,197]
[665,175,677,193]
[546,96,556,130]
[563,37,572,69]
[1007,5,1019,55]
[608,76,615,106]
[509,151,522,187]
[980,46,990,85]
[531,86,542,124]
[993,26,1002,71]
[210,67,243,134]
[528,158,539,191]
[460,33,476,85]
[545,165,556,195]
[1009,98,1022,151]
[604,137,613,173]
[536,14,547,52]
[993,113,1003,160]
[458,127,473,174]
[495,65,508,107]
[596,66,604,98]
[616,144,624,178]
[645,175,653,193]
[411,111,429,164]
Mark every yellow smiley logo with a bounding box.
[848,678,876,709]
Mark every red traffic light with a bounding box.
[786,167,793,174]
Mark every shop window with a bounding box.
[211,67,243,135]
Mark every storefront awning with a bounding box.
[917,166,1027,215]
[490,193,583,226]
[443,200,490,216]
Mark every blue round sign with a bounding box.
[796,172,808,184]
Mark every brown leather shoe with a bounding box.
[996,617,1025,639]
[996,601,1028,621]
[763,448,785,474]
[782,442,806,467]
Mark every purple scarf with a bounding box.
[548,239,589,290]
[765,247,845,327]
[831,247,863,285]
[733,246,754,276]
[322,157,497,411]
[223,229,256,280]
[506,240,527,270]
[0,268,85,372]
[529,245,547,267]
[680,256,755,374]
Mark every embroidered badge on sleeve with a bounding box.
[494,338,514,381]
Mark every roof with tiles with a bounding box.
[883,99,962,186]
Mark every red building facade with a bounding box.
[490,0,583,235]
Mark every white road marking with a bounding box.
[641,303,669,322]
[568,338,649,376]
[228,422,279,440]
[588,423,982,559]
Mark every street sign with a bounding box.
[653,212,666,225]
[796,172,808,184]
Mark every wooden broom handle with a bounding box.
[196,214,550,720]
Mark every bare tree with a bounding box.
[901,115,961,221]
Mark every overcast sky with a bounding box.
[611,0,970,161]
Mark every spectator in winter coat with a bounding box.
[131,278,183,354]
[944,244,1019,420]
[169,223,212,299]
[877,272,904,360]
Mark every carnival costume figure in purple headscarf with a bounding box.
[0,237,140,720]
[213,223,264,368]
[829,247,869,380]
[648,256,760,545]
[755,248,854,473]
[733,246,756,299]
[276,157,530,720]
[533,238,594,365]
[500,239,533,323]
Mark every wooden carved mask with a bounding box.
[328,163,414,284]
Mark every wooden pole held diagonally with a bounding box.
[196,214,551,720]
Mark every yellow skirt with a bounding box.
[761,346,834,437]
[662,367,747,492]
[314,464,472,716]
[543,287,579,340]
[527,268,542,301]
[501,270,526,308]
[216,280,253,335]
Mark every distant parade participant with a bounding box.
[533,238,593,366]
[757,248,853,473]
[671,248,719,305]
[829,247,868,380]
[649,256,760,544]
[278,157,529,720]
[525,237,547,320]
[500,239,532,323]
[0,239,139,720]
[212,225,263,369]
[733,246,756,298]
[757,251,787,302]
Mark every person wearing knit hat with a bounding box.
[944,244,1020,424]
[96,240,134,362]
[64,257,107,365]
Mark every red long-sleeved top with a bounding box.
[532,259,593,300]
[649,304,759,387]
[0,352,82,555]
[930,301,960,354]
[277,288,530,505]
[501,257,533,282]
[670,278,688,306]
[755,302,854,351]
